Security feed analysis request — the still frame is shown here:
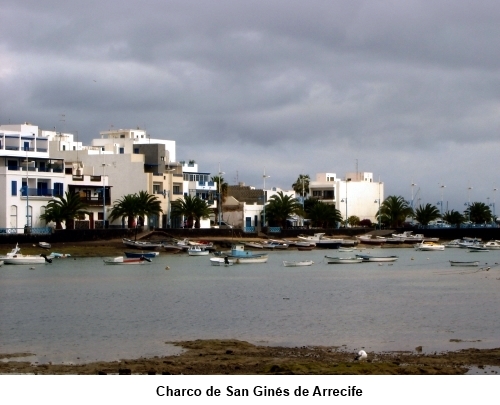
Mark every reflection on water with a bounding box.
[1,247,499,364]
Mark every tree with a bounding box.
[109,191,162,228]
[170,195,211,228]
[465,202,492,224]
[377,195,413,228]
[358,219,372,227]
[40,191,89,229]
[442,210,464,228]
[292,174,310,198]
[413,203,441,227]
[265,191,303,228]
[306,199,343,228]
[211,175,228,224]
[348,215,360,227]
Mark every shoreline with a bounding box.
[1,339,499,375]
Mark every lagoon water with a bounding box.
[1,247,500,364]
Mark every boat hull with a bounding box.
[124,251,159,259]
[283,260,314,267]
[210,257,234,266]
[103,256,149,265]
[449,261,479,267]
[356,255,398,262]
[325,256,363,264]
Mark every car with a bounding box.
[210,220,233,229]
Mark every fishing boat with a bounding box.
[227,244,268,264]
[124,251,159,259]
[325,256,363,264]
[295,241,316,251]
[187,246,210,256]
[297,233,343,249]
[356,235,386,245]
[392,231,426,243]
[355,254,399,262]
[103,256,151,265]
[414,241,445,251]
[0,244,52,265]
[283,260,314,267]
[449,260,479,267]
[209,257,235,266]
[122,238,163,250]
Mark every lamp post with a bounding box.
[341,198,348,227]
[374,198,381,229]
[465,186,473,223]
[263,169,270,228]
[438,184,446,216]
[102,163,110,228]
[492,188,497,219]
[218,164,225,227]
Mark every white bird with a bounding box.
[354,350,367,361]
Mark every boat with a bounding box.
[392,231,425,243]
[124,251,160,259]
[449,260,479,267]
[297,233,343,249]
[457,238,483,249]
[210,257,235,266]
[468,246,489,252]
[162,242,185,253]
[414,241,445,251]
[484,241,500,250]
[338,247,354,252]
[38,242,51,249]
[103,256,151,265]
[122,238,163,250]
[0,244,52,265]
[47,252,71,259]
[443,239,462,248]
[262,240,289,249]
[295,241,316,251]
[325,256,363,264]
[244,241,264,249]
[355,254,399,262]
[283,260,314,267]
[356,235,386,245]
[226,244,268,264]
[187,246,210,256]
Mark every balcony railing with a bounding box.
[21,188,63,198]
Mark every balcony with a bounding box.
[21,187,63,198]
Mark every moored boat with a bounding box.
[187,246,210,256]
[283,260,314,267]
[124,251,159,259]
[414,241,445,251]
[103,256,151,265]
[227,244,268,264]
[38,241,51,249]
[297,233,343,249]
[449,260,479,267]
[484,241,500,250]
[325,256,363,264]
[210,257,235,266]
[468,246,489,252]
[122,238,163,250]
[356,235,386,245]
[0,244,51,265]
[355,254,399,262]
[295,241,316,251]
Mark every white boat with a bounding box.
[338,247,354,252]
[283,260,314,267]
[103,256,151,265]
[457,238,483,249]
[356,235,386,245]
[122,238,163,250]
[484,241,500,250]
[295,241,316,251]
[297,233,343,249]
[392,231,425,243]
[414,241,445,251]
[124,251,159,259]
[244,242,264,249]
[468,246,489,252]
[325,256,363,264]
[227,244,268,264]
[355,254,399,262]
[262,240,289,249]
[48,252,71,259]
[449,260,479,267]
[38,241,51,249]
[443,239,462,248]
[0,244,51,265]
[210,257,235,266]
[187,246,209,256]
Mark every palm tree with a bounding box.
[442,210,464,228]
[292,174,310,200]
[414,203,441,227]
[211,175,228,225]
[377,195,413,228]
[40,191,89,229]
[465,202,492,224]
[108,191,162,228]
[264,191,302,228]
[306,199,343,228]
[170,195,211,228]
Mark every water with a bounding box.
[1,247,499,364]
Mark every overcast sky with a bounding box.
[2,0,500,213]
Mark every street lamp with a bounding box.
[262,170,270,228]
[491,188,497,219]
[438,184,446,216]
[341,198,348,227]
[374,199,381,229]
[102,163,111,228]
[464,186,473,223]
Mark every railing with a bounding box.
[21,188,63,197]
[0,227,52,234]
[268,227,281,233]
[244,226,256,233]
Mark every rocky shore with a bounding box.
[1,339,499,375]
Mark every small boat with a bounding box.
[325,256,363,264]
[295,241,316,251]
[468,246,489,252]
[484,241,500,250]
[162,243,184,253]
[210,257,235,266]
[103,256,151,265]
[356,235,386,245]
[38,242,51,249]
[0,244,52,265]
[338,247,354,252]
[48,252,71,259]
[244,241,264,249]
[227,244,268,264]
[355,254,399,262]
[262,240,289,249]
[443,239,462,248]
[392,231,425,243]
[457,238,483,249]
[187,246,209,256]
[124,251,159,259]
[414,241,445,251]
[122,238,163,250]
[449,260,479,267]
[297,233,343,249]
[283,260,314,267]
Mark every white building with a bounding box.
[309,171,384,224]
[0,123,66,232]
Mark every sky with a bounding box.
[2,0,500,214]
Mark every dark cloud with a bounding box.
[2,0,500,211]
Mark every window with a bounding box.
[10,206,17,228]
[11,181,17,196]
[54,183,64,196]
[134,148,139,154]
[119,147,124,154]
